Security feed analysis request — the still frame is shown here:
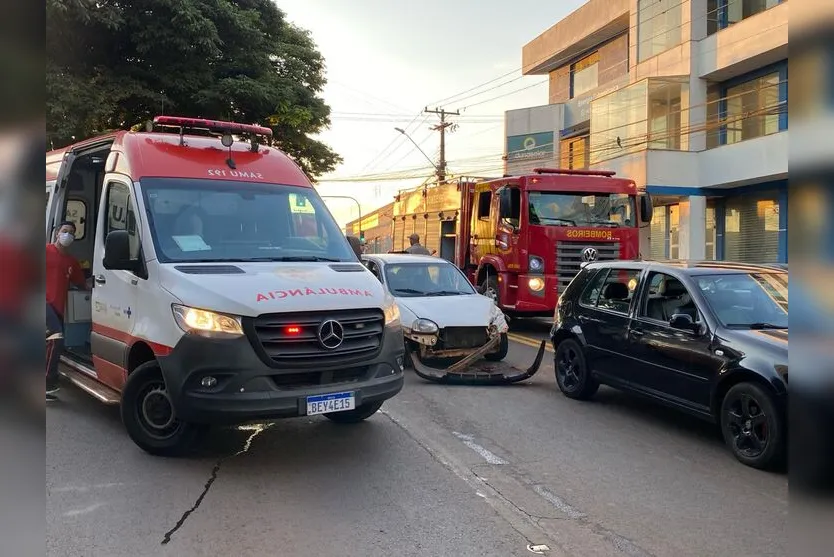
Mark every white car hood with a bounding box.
[396,294,497,328]
[158,262,387,317]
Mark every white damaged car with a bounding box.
[360,254,509,371]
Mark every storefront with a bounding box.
[647,180,787,264]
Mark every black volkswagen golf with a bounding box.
[550,261,788,470]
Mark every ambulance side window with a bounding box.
[104,181,140,258]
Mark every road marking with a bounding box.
[63,502,107,517]
[508,333,554,353]
[533,485,586,519]
[452,432,507,465]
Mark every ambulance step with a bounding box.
[59,361,120,405]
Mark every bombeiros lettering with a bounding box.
[256,287,373,302]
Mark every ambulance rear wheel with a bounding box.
[121,361,197,457]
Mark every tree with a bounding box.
[46,0,341,177]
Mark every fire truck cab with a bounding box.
[46,116,404,455]
[456,169,653,317]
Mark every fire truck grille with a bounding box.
[248,309,385,367]
[556,241,622,293]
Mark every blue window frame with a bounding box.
[717,60,788,146]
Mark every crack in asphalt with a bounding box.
[160,424,270,546]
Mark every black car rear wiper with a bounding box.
[728,322,788,330]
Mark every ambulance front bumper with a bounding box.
[157,326,405,425]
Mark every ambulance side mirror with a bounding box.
[103,230,137,272]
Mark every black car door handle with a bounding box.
[630,329,644,337]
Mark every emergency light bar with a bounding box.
[533,168,616,177]
[152,116,273,138]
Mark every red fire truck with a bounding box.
[392,168,653,317]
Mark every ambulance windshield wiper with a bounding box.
[242,256,343,262]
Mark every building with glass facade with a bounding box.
[508,0,788,263]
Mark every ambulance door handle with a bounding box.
[95,275,107,285]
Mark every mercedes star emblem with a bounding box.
[317,319,345,350]
[582,247,599,262]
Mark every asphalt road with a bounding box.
[47,334,788,557]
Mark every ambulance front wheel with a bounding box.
[121,360,198,456]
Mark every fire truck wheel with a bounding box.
[121,361,198,457]
[484,333,509,361]
[481,275,500,306]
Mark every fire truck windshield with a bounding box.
[527,192,636,228]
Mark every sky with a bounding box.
[276,0,586,227]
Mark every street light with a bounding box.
[320,195,363,242]
[394,127,439,172]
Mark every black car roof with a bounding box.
[583,260,788,276]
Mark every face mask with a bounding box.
[57,232,74,247]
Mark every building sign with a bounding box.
[506,132,554,162]
[351,213,379,234]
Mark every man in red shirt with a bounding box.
[46,221,89,401]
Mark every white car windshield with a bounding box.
[140,178,355,263]
[696,272,788,329]
[384,262,476,297]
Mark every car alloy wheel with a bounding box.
[724,392,769,460]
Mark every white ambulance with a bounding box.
[46,116,404,455]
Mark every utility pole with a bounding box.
[424,107,459,185]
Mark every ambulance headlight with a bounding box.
[383,295,400,326]
[172,304,244,338]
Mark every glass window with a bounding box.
[579,269,610,307]
[695,272,788,328]
[560,135,589,169]
[724,72,782,145]
[528,192,637,228]
[639,271,700,322]
[477,191,491,220]
[725,0,783,28]
[571,52,600,98]
[105,182,140,259]
[649,205,667,260]
[724,195,780,263]
[598,268,642,314]
[590,80,648,164]
[383,262,475,297]
[140,178,354,263]
[648,79,686,150]
[65,199,87,240]
[669,204,680,259]
[638,0,682,62]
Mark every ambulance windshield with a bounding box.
[140,178,355,263]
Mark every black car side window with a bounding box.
[596,268,641,314]
[639,272,700,323]
[579,269,610,308]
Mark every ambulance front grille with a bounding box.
[248,308,385,367]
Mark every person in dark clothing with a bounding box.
[346,235,363,258]
[405,233,431,255]
[45,221,89,401]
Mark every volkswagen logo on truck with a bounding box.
[318,319,345,349]
[582,247,598,262]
